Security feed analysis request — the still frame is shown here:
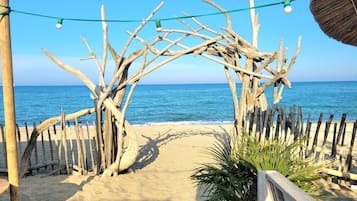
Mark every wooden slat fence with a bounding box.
[244,105,357,186]
[0,105,356,184]
[0,118,98,176]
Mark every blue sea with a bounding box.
[0,81,356,125]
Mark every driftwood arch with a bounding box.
[21,0,300,177]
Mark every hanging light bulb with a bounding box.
[155,20,162,32]
[283,0,292,14]
[56,18,63,29]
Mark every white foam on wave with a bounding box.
[133,120,233,126]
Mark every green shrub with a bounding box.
[192,132,323,200]
[192,140,257,201]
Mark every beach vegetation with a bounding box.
[192,133,323,200]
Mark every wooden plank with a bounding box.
[104,111,112,168]
[52,124,60,174]
[47,128,54,169]
[29,161,58,171]
[311,113,323,160]
[24,122,32,174]
[92,121,99,175]
[0,124,7,168]
[41,131,46,170]
[297,107,304,159]
[335,113,347,149]
[322,168,357,181]
[57,112,64,175]
[330,123,337,158]
[95,104,104,174]
[345,120,357,171]
[334,114,348,174]
[15,124,22,156]
[86,122,95,172]
[258,170,315,201]
[304,116,312,158]
[289,106,296,140]
[341,122,347,146]
[69,135,76,171]
[252,107,259,139]
[248,110,254,135]
[294,106,301,140]
[244,110,252,133]
[79,122,88,174]
[257,171,274,201]
[259,107,264,141]
[32,122,39,171]
[318,114,333,162]
[74,118,84,175]
[281,107,287,142]
[261,110,268,140]
[274,111,281,140]
[62,122,70,175]
[112,121,118,159]
[265,108,274,140]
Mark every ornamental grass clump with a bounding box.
[192,140,257,201]
[192,133,323,201]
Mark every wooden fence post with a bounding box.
[0,0,20,199]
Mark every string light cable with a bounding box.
[0,4,10,15]
[0,0,295,29]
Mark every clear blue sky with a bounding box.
[3,0,357,85]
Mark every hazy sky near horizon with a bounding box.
[2,0,357,85]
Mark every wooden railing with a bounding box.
[257,170,315,201]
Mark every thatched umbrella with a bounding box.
[310,0,357,46]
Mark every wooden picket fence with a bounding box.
[244,105,357,186]
[0,119,98,176]
[0,105,356,186]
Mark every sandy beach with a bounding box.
[0,124,357,200]
[0,124,231,201]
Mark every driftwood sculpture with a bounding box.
[21,0,300,177]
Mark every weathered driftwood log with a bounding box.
[20,108,95,177]
[155,0,301,134]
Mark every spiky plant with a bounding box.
[192,132,323,201]
[192,140,257,201]
[232,133,323,197]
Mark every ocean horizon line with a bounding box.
[7,80,357,87]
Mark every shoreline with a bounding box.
[0,124,356,200]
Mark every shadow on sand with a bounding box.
[0,175,95,201]
[128,125,231,200]
[132,125,231,171]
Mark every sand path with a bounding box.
[1,125,231,201]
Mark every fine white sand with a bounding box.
[0,124,231,201]
[0,124,357,200]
